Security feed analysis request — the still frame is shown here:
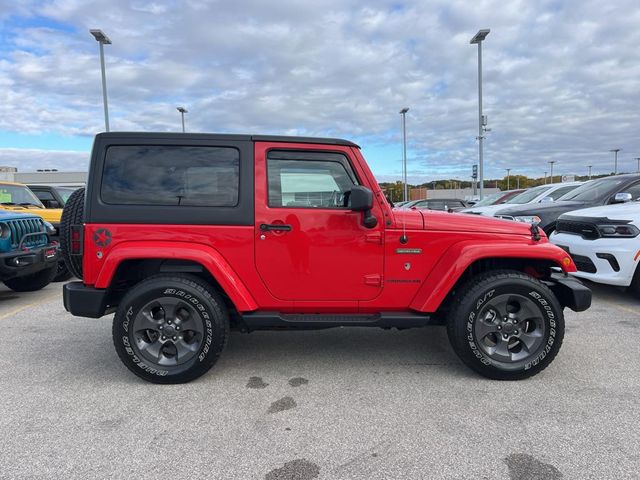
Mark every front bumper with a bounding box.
[0,244,58,280]
[545,273,592,312]
[551,232,638,287]
[63,282,111,318]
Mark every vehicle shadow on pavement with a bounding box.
[218,326,470,378]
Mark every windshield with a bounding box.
[55,187,77,204]
[504,186,552,204]
[0,184,44,207]
[559,177,625,202]
[472,192,504,207]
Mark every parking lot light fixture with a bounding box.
[177,106,188,133]
[610,149,621,175]
[399,107,409,202]
[506,168,511,190]
[587,165,593,179]
[635,158,640,174]
[544,171,547,185]
[548,161,556,183]
[90,29,111,132]
[470,28,490,200]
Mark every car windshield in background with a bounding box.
[504,186,552,204]
[559,177,626,202]
[472,192,503,207]
[0,184,44,207]
[56,188,77,203]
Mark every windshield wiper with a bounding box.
[0,202,17,205]
[18,202,43,208]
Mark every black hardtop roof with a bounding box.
[95,132,359,148]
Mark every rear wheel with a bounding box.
[3,264,57,292]
[60,187,84,279]
[447,270,564,380]
[113,274,229,384]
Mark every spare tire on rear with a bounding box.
[60,187,85,279]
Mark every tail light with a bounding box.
[71,225,83,255]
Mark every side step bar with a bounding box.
[239,311,437,331]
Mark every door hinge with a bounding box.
[364,274,382,286]
[365,232,382,244]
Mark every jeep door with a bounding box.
[254,142,384,301]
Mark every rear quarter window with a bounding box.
[101,145,240,207]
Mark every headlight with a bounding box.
[597,224,639,238]
[513,215,541,224]
[43,221,57,235]
[0,223,9,239]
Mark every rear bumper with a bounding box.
[63,282,110,318]
[0,244,58,280]
[545,272,592,312]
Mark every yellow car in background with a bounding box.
[0,181,69,281]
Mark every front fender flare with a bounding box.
[409,240,575,313]
[94,241,258,311]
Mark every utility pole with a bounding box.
[635,158,640,174]
[587,165,592,179]
[544,171,547,185]
[548,161,556,183]
[177,106,188,132]
[400,108,409,202]
[506,168,511,190]
[610,149,621,175]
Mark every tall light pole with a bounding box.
[90,29,111,132]
[635,158,640,174]
[177,106,188,133]
[400,107,409,202]
[548,161,556,183]
[544,171,547,185]
[505,168,511,190]
[610,148,621,175]
[587,165,593,179]
[470,28,490,200]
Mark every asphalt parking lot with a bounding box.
[0,282,638,479]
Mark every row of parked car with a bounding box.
[0,182,78,292]
[397,174,640,293]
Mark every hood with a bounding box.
[460,204,518,216]
[0,205,63,223]
[558,202,640,221]
[394,208,534,235]
[496,200,585,217]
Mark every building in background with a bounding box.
[0,167,87,187]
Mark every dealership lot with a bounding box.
[0,283,638,479]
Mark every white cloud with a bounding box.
[0,0,639,180]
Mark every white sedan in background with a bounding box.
[550,200,640,291]
[461,182,583,216]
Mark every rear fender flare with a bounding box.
[94,241,258,311]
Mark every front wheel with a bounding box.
[447,270,564,380]
[113,274,229,384]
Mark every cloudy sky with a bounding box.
[0,0,638,183]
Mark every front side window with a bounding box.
[267,151,357,208]
[101,145,240,206]
[547,185,579,200]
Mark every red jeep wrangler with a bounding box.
[62,132,591,384]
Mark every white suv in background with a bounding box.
[460,182,583,216]
[550,201,640,291]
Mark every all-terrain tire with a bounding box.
[60,187,84,279]
[447,270,565,380]
[113,274,230,384]
[3,264,57,292]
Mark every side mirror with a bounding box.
[347,186,377,229]
[612,192,633,204]
[348,186,373,211]
[540,196,554,203]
